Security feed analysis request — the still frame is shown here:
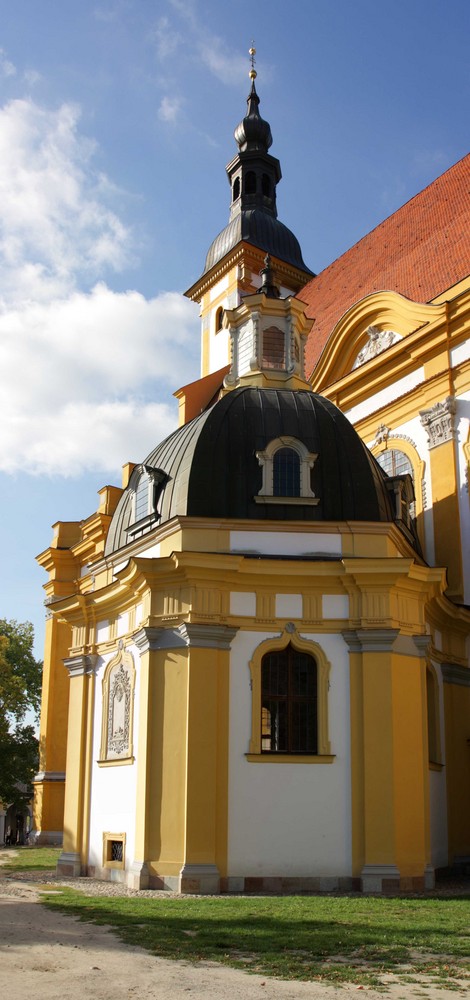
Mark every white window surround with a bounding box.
[255,436,319,506]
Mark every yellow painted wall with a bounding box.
[443,679,470,863]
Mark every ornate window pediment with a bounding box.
[255,436,319,506]
[99,642,136,765]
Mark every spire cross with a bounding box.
[249,43,257,80]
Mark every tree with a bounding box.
[0,619,42,807]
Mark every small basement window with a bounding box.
[103,831,126,869]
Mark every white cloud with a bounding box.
[160,0,247,86]
[158,95,182,123]
[0,98,133,306]
[0,283,199,475]
[0,96,200,476]
[154,16,182,61]
[0,48,16,78]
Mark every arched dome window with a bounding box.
[256,437,319,506]
[232,176,240,201]
[245,171,256,194]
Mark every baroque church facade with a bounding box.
[33,66,470,894]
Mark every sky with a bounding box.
[0,0,469,660]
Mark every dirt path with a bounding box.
[0,864,468,1000]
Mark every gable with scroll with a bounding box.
[99,642,136,764]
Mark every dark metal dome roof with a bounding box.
[203,210,312,275]
[105,387,411,557]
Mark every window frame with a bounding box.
[261,643,318,754]
[255,436,319,506]
[247,633,332,762]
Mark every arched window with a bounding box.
[256,437,319,505]
[262,325,285,369]
[135,471,150,522]
[245,171,256,194]
[261,644,318,754]
[376,448,413,479]
[232,177,240,201]
[376,448,416,518]
[215,306,224,332]
[273,447,300,497]
[261,173,271,197]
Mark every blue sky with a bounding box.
[0,0,469,659]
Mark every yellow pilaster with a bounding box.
[57,655,96,876]
[32,614,72,842]
[345,630,431,891]
[442,664,470,864]
[131,623,235,893]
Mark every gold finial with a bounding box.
[249,43,257,80]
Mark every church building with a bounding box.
[33,60,470,894]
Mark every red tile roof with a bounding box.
[301,153,470,376]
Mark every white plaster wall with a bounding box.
[230,592,256,616]
[88,642,140,871]
[209,326,230,373]
[238,321,253,376]
[345,368,425,424]
[451,339,470,367]
[230,531,342,557]
[322,595,349,619]
[275,594,303,618]
[227,630,352,877]
[209,275,229,302]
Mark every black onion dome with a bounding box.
[234,80,273,152]
[105,388,413,557]
[203,211,312,275]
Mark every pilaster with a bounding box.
[131,624,237,893]
[57,654,97,876]
[344,628,430,892]
[420,397,463,600]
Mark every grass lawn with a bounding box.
[3,849,469,990]
[1,845,61,871]
[42,888,470,991]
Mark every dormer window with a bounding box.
[256,437,319,506]
[127,465,168,540]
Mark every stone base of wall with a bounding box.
[81,866,435,896]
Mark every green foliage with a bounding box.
[0,619,42,805]
[42,890,470,990]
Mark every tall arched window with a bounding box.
[376,448,416,518]
[261,644,317,754]
[262,173,271,197]
[273,448,300,497]
[215,306,224,332]
[245,171,256,194]
[232,177,240,201]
